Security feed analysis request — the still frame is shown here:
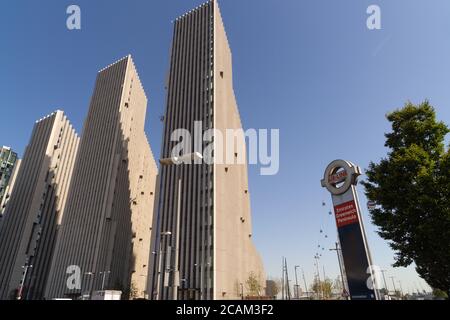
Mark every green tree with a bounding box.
[362,101,450,297]
[432,288,448,300]
[245,272,262,297]
[321,279,333,299]
[310,278,333,300]
[129,281,138,300]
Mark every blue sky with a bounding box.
[1,0,449,294]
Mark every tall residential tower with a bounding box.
[45,56,158,299]
[0,111,79,300]
[151,0,265,300]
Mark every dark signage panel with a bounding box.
[338,223,376,300]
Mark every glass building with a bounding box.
[0,146,18,212]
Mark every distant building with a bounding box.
[0,111,79,300]
[45,56,158,300]
[0,146,19,214]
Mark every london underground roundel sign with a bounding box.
[321,159,378,300]
[321,160,362,195]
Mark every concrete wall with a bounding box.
[213,0,266,299]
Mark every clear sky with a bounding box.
[1,0,449,295]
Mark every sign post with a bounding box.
[321,160,379,300]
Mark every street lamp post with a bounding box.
[398,280,404,299]
[381,270,389,297]
[99,271,111,291]
[84,272,95,300]
[314,255,322,300]
[158,152,203,301]
[294,265,300,299]
[329,242,347,299]
[390,276,397,297]
[17,264,33,300]
[302,268,309,299]
[154,231,172,300]
[281,257,285,300]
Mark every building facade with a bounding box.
[45,56,158,300]
[0,111,79,300]
[150,0,265,300]
[0,146,19,214]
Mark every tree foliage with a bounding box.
[245,272,263,297]
[128,281,138,300]
[310,277,333,299]
[432,288,448,299]
[362,101,450,296]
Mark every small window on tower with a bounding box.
[220,71,224,78]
